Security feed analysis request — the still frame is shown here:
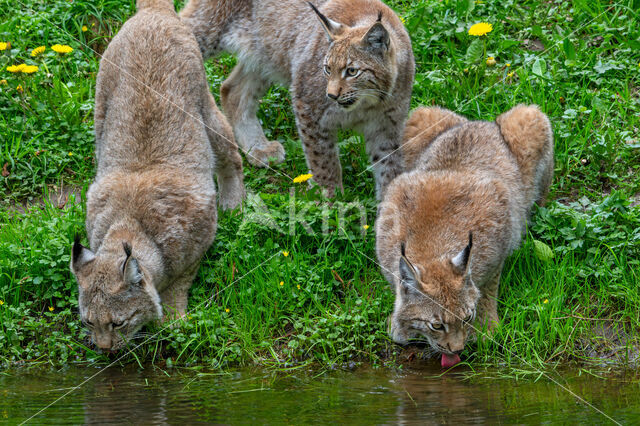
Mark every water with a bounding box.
[1,364,638,424]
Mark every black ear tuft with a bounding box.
[308,1,344,41]
[400,242,406,257]
[122,242,132,259]
[72,234,83,264]
[377,10,382,22]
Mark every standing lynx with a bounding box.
[70,0,245,351]
[180,0,415,198]
[376,105,554,367]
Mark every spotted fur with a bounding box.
[180,0,415,198]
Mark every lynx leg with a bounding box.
[220,62,285,167]
[478,269,501,332]
[202,92,246,210]
[363,116,405,200]
[160,268,198,319]
[293,100,342,197]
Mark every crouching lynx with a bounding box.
[180,0,415,198]
[376,105,554,367]
[70,0,245,352]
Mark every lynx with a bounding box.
[180,0,415,198]
[70,0,245,352]
[375,105,554,367]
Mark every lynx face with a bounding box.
[310,6,397,110]
[388,236,480,356]
[71,239,162,352]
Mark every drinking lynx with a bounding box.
[71,0,245,351]
[376,105,554,367]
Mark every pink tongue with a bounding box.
[441,353,461,368]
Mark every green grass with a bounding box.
[0,0,639,370]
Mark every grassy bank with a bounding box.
[0,0,639,370]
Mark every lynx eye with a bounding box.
[112,320,126,329]
[323,65,331,76]
[84,319,94,328]
[428,322,444,332]
[345,67,359,77]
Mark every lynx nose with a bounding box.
[95,334,112,351]
[327,92,339,100]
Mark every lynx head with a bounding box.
[308,3,397,110]
[388,233,480,357]
[71,237,162,352]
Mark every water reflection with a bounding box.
[391,367,505,424]
[1,364,637,424]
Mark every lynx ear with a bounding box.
[362,18,390,55]
[308,2,345,41]
[71,235,95,276]
[399,252,421,295]
[451,232,473,275]
[122,243,143,285]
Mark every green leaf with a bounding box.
[465,38,483,65]
[456,0,475,15]
[563,38,576,60]
[533,240,554,262]
[532,58,547,76]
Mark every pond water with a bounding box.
[1,364,638,424]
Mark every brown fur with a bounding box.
[71,0,245,351]
[180,0,415,198]
[376,104,554,356]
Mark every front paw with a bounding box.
[246,140,285,167]
[218,176,246,211]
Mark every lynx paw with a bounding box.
[246,140,285,167]
[218,175,246,211]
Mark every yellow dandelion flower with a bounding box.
[486,57,496,66]
[0,42,8,51]
[0,300,4,305]
[543,299,549,304]
[507,72,514,77]
[7,64,26,73]
[506,63,511,67]
[51,44,73,54]
[48,306,54,312]
[293,173,313,183]
[68,152,73,156]
[279,281,284,286]
[363,224,370,230]
[0,80,7,86]
[31,46,45,57]
[82,25,88,32]
[225,308,230,313]
[282,251,289,257]
[468,22,493,36]
[297,284,301,290]
[16,85,23,92]
[21,65,39,74]
[400,16,406,24]
[463,68,469,73]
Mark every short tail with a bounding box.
[496,104,554,205]
[137,0,174,11]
